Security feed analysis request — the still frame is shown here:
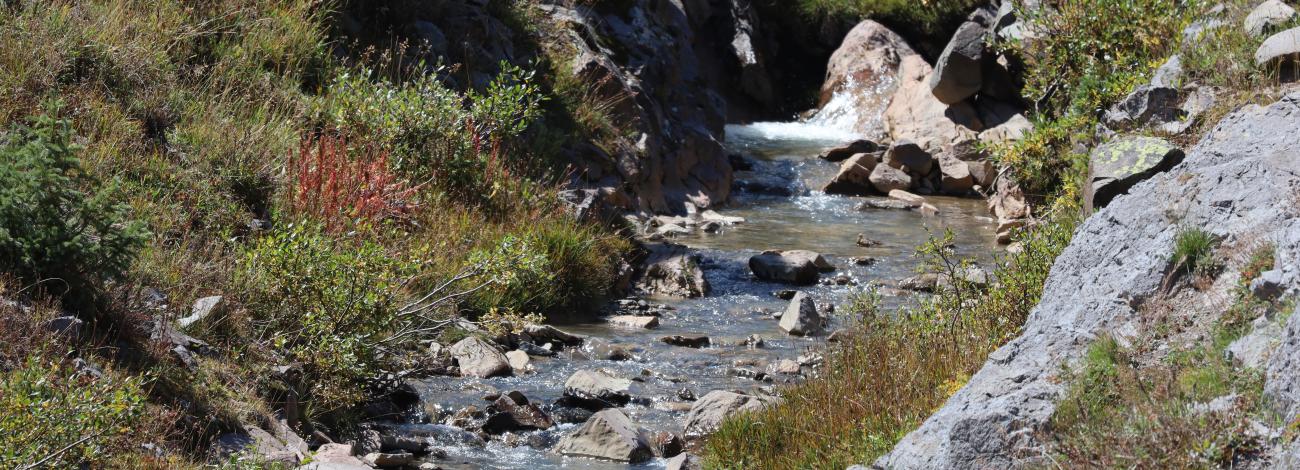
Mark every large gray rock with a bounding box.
[885,55,984,154]
[778,292,823,336]
[682,390,780,438]
[1086,136,1184,210]
[817,21,919,140]
[449,337,511,378]
[1246,0,1297,38]
[876,93,1300,469]
[930,21,987,105]
[554,409,653,463]
[937,155,975,194]
[748,250,830,285]
[823,153,880,196]
[1102,85,1184,131]
[563,370,633,409]
[1255,27,1300,68]
[869,164,913,194]
[635,243,709,298]
[882,140,934,175]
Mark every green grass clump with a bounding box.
[1172,227,1219,277]
[702,200,1079,469]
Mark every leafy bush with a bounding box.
[1012,0,1187,117]
[312,64,545,207]
[237,224,417,416]
[0,355,147,468]
[0,105,147,297]
[703,202,1080,468]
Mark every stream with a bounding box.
[405,119,1000,469]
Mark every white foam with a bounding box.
[725,122,860,145]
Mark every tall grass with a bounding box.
[703,201,1078,468]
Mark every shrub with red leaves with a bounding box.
[287,134,420,232]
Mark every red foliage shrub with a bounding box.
[287,134,420,232]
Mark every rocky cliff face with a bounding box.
[340,0,807,215]
[875,92,1300,469]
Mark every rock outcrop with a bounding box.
[1085,136,1184,211]
[876,93,1300,469]
[449,337,511,379]
[635,243,710,298]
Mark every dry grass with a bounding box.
[702,201,1078,469]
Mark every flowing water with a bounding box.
[407,120,999,469]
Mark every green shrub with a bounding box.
[0,105,147,297]
[312,63,545,207]
[237,223,417,416]
[1012,0,1187,117]
[0,354,147,468]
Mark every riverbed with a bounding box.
[407,120,1000,469]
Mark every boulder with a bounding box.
[930,20,987,104]
[967,160,996,188]
[779,292,823,336]
[1255,27,1300,77]
[1103,85,1184,131]
[823,153,880,195]
[883,140,934,175]
[682,390,780,438]
[989,181,1030,220]
[748,250,829,285]
[554,409,653,463]
[1246,0,1297,38]
[884,55,983,154]
[768,359,802,375]
[821,139,880,162]
[211,422,309,467]
[482,393,554,434]
[504,350,532,373]
[608,315,660,329]
[818,21,919,139]
[869,164,913,194]
[1086,136,1185,210]
[362,452,413,468]
[978,112,1033,143]
[563,370,633,409]
[635,243,709,298]
[449,337,511,378]
[937,155,975,194]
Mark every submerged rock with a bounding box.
[660,335,711,348]
[553,409,653,463]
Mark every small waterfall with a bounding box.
[805,74,897,139]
